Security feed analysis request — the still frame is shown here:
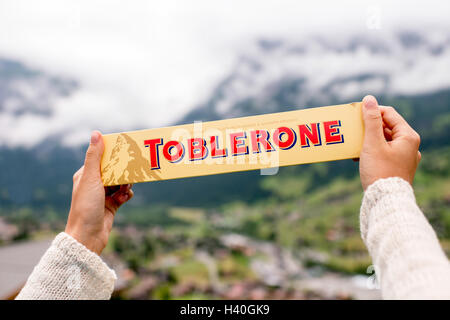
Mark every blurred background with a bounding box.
[0,0,449,299]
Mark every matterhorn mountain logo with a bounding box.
[102,133,160,186]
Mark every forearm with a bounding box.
[360,177,450,299]
[16,232,116,300]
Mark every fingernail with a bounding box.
[363,96,377,109]
[91,131,100,144]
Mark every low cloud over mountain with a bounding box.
[182,30,450,122]
[0,59,77,146]
[1,29,450,148]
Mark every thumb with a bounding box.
[83,131,105,179]
[362,95,385,147]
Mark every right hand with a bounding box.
[359,95,421,190]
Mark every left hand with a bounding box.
[65,131,134,255]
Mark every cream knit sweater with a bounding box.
[16,232,116,300]
[16,177,450,300]
[360,177,450,299]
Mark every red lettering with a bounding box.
[273,127,296,150]
[163,140,184,163]
[210,136,227,158]
[188,138,208,161]
[144,138,163,169]
[250,130,274,153]
[230,132,248,156]
[299,123,321,147]
[323,120,344,144]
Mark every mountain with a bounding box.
[102,133,158,186]
[0,59,77,116]
[0,58,82,209]
[179,30,450,123]
[0,58,79,147]
[0,30,449,212]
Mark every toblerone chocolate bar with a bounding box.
[101,102,364,186]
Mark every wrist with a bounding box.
[65,226,104,255]
[362,172,414,191]
[360,176,417,245]
[362,177,414,214]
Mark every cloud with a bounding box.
[206,29,450,117]
[0,1,449,147]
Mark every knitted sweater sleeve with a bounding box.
[15,232,116,300]
[360,177,450,299]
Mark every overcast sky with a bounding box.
[0,0,449,146]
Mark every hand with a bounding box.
[359,95,421,190]
[65,131,134,255]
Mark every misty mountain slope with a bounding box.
[0,59,77,114]
[0,29,449,147]
[0,58,79,147]
[0,30,450,211]
[0,145,83,208]
[180,30,450,123]
[0,58,83,208]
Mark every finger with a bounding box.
[417,151,422,162]
[362,95,386,146]
[384,127,393,141]
[379,106,413,139]
[106,183,132,196]
[73,166,84,187]
[83,131,105,180]
[106,189,134,214]
[105,185,121,197]
[105,186,134,214]
[125,189,134,202]
[105,196,120,214]
[73,166,84,180]
[119,184,132,192]
[113,188,134,206]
